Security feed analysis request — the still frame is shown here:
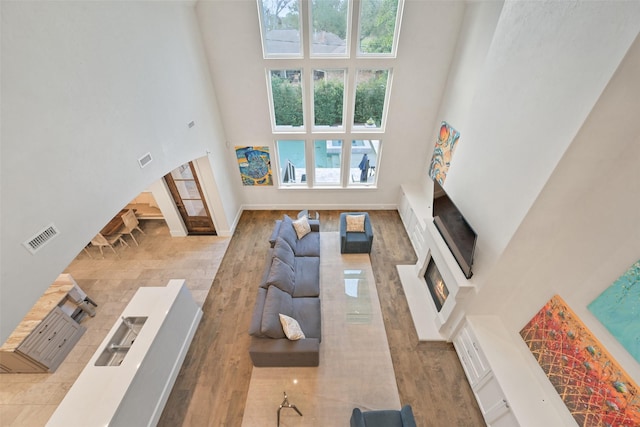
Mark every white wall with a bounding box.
[440,0,640,286]
[0,1,238,342]
[431,0,504,137]
[195,0,465,209]
[472,32,640,383]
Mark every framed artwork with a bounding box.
[588,260,640,364]
[520,295,640,426]
[428,121,460,185]
[235,146,273,186]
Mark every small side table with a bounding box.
[297,210,319,221]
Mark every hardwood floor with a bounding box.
[158,210,484,426]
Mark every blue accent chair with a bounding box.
[340,212,374,254]
[350,405,417,427]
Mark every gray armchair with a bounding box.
[340,212,374,254]
[350,405,416,427]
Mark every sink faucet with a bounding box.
[122,316,138,337]
[109,343,131,351]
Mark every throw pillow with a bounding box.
[292,216,311,239]
[279,313,306,340]
[346,214,366,232]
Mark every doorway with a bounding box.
[164,162,217,235]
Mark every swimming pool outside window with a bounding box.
[276,140,306,185]
[314,140,342,185]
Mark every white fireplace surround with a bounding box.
[397,183,476,341]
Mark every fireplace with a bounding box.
[423,257,449,312]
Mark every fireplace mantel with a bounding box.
[398,183,476,341]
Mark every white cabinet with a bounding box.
[454,321,516,426]
[453,322,490,386]
[454,316,574,427]
[17,307,85,371]
[398,184,430,259]
[0,274,89,373]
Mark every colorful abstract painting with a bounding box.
[588,260,640,364]
[235,146,273,186]
[428,121,460,185]
[520,295,640,426]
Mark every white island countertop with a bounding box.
[47,279,199,427]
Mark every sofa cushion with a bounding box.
[261,286,294,339]
[361,410,403,427]
[294,232,320,257]
[292,297,321,340]
[292,216,311,239]
[292,256,320,297]
[266,256,295,295]
[273,237,295,269]
[279,215,298,250]
[279,314,306,340]
[249,287,267,337]
[259,249,275,289]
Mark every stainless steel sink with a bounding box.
[94,316,147,366]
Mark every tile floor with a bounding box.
[0,220,229,427]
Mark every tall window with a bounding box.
[314,140,342,185]
[353,69,389,129]
[350,140,380,185]
[357,0,402,56]
[313,69,346,129]
[258,0,403,188]
[310,0,350,57]
[276,140,306,185]
[258,0,302,58]
[269,69,304,129]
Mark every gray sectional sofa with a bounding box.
[248,215,321,367]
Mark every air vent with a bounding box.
[23,223,60,254]
[138,152,153,168]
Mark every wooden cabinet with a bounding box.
[0,274,88,373]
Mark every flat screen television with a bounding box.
[432,179,477,279]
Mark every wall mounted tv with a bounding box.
[432,179,477,279]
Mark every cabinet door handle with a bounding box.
[503,399,510,409]
[473,342,479,352]
[48,331,58,341]
[58,338,67,349]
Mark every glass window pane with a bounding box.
[175,181,201,200]
[184,200,206,216]
[170,163,193,180]
[350,140,380,185]
[313,69,345,128]
[353,69,389,129]
[258,0,302,57]
[277,140,306,184]
[358,0,401,56]
[314,140,342,185]
[270,69,304,128]
[310,0,349,57]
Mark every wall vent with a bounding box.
[138,152,153,168]
[23,223,60,255]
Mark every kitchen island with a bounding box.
[47,279,202,427]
